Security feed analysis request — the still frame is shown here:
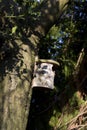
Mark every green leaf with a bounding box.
[12,26,17,34]
[64,65,70,78]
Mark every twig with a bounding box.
[69,124,87,130]
[75,48,84,70]
[65,111,87,126]
[59,102,87,129]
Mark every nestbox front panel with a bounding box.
[32,62,55,89]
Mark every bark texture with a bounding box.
[0,0,69,130]
[0,40,35,130]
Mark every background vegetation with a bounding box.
[0,0,87,130]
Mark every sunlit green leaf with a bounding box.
[12,26,17,34]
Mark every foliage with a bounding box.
[0,0,41,49]
[29,0,87,130]
[0,0,87,130]
[39,0,87,90]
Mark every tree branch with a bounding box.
[34,0,69,37]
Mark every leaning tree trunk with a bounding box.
[0,0,69,130]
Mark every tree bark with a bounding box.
[0,0,69,130]
[0,39,35,130]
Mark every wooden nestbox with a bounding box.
[32,59,59,89]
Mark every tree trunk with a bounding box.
[0,0,69,130]
[0,39,36,130]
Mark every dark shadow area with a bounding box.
[26,87,61,130]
